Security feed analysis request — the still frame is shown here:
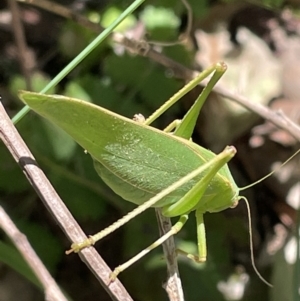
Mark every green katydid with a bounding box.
[19,62,294,285]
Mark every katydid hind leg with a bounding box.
[174,62,227,140]
[143,63,227,128]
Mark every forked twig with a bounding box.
[0,102,133,301]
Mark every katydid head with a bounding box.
[158,144,240,217]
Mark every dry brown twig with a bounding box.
[8,0,32,90]
[0,103,133,301]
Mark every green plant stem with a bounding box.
[12,0,145,125]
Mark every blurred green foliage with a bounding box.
[0,0,296,300]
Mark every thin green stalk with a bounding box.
[12,0,145,124]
